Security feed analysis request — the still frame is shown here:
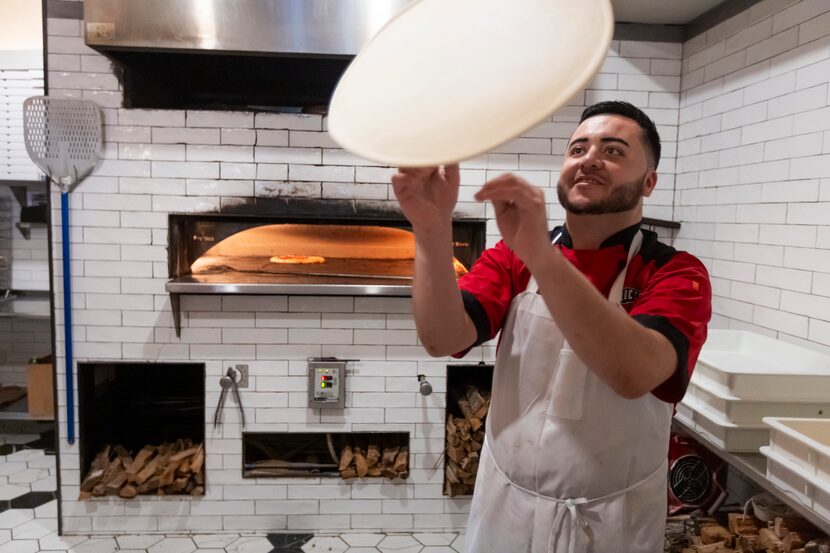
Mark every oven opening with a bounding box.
[190,224,469,284]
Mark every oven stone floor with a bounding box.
[0,424,466,553]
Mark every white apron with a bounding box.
[465,231,672,553]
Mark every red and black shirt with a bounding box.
[456,222,712,404]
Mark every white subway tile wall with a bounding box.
[676,0,830,353]
[42,13,689,535]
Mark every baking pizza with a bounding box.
[269,255,327,264]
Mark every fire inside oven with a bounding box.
[190,224,468,284]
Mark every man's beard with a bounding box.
[557,175,645,215]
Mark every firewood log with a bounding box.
[126,446,156,477]
[80,469,104,493]
[366,443,382,476]
[446,459,461,484]
[101,458,122,482]
[757,528,784,553]
[736,534,758,552]
[168,477,189,493]
[190,444,205,474]
[170,446,199,463]
[158,464,178,488]
[104,470,127,496]
[367,444,380,467]
[394,447,408,478]
[339,444,354,472]
[687,542,728,553]
[176,462,191,477]
[91,446,111,471]
[136,475,161,494]
[354,447,368,478]
[113,445,132,464]
[447,444,466,464]
[381,446,399,478]
[456,396,482,431]
[134,455,160,486]
[465,385,486,414]
[728,512,762,536]
[701,524,732,545]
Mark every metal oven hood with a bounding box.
[83,0,411,110]
[84,0,409,57]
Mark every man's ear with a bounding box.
[642,170,658,198]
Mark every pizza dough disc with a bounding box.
[328,0,614,167]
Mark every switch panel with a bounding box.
[308,359,346,409]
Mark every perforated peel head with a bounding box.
[23,96,103,191]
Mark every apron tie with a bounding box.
[550,497,589,553]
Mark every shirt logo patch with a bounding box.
[621,287,640,304]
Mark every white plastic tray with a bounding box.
[676,395,769,453]
[695,330,830,401]
[687,377,830,425]
[761,445,830,520]
[763,417,830,483]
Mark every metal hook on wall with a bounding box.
[417,374,432,396]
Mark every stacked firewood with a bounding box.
[338,440,408,480]
[79,439,204,499]
[667,511,824,553]
[444,384,490,497]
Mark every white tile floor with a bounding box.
[0,430,466,553]
[6,533,466,553]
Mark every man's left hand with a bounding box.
[475,174,553,270]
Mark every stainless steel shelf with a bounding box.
[672,416,830,535]
[0,297,50,320]
[165,280,412,296]
[0,395,53,422]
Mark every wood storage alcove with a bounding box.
[444,363,493,497]
[243,432,409,480]
[77,362,205,499]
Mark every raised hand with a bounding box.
[475,173,551,269]
[391,164,460,230]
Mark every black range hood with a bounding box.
[109,50,352,112]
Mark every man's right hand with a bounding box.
[391,164,460,230]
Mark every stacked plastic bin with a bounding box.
[675,330,830,453]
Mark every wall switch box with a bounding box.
[308,358,346,409]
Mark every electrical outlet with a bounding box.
[232,364,249,388]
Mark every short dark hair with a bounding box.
[578,101,661,168]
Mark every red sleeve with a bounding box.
[453,240,525,357]
[629,252,712,403]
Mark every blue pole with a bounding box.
[61,191,74,444]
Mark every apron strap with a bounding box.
[484,442,667,553]
[525,229,642,297]
[547,457,668,553]
[551,498,589,553]
[525,232,562,295]
[607,229,643,307]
